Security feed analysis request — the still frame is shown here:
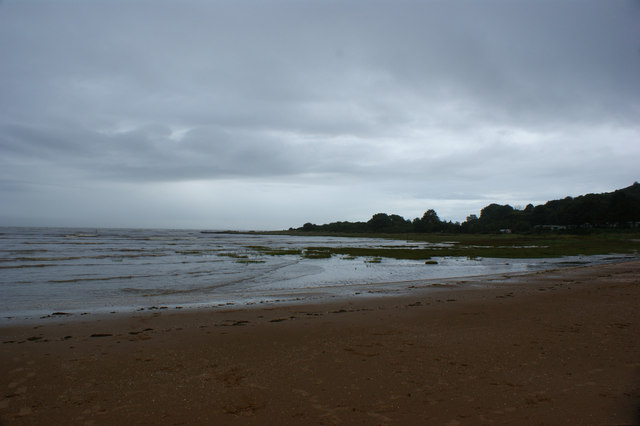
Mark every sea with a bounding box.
[0,227,633,323]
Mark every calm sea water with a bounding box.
[0,227,630,322]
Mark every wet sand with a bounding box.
[1,260,639,425]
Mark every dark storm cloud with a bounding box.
[0,0,638,227]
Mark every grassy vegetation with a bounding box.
[302,248,333,259]
[258,232,640,260]
[245,246,303,256]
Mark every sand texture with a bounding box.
[1,260,640,425]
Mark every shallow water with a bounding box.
[0,227,631,322]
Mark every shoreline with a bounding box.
[3,255,637,327]
[2,260,640,424]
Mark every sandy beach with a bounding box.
[1,260,639,425]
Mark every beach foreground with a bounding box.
[2,261,639,425]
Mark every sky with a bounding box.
[1,0,639,230]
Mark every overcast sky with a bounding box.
[1,0,639,230]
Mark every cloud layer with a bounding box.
[1,0,639,228]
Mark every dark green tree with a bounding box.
[414,209,443,232]
[367,213,392,231]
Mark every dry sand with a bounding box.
[1,260,639,425]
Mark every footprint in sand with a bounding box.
[16,406,32,417]
[3,368,35,411]
[217,368,246,388]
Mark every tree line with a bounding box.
[295,182,640,234]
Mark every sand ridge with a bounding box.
[1,260,640,424]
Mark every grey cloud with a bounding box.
[5,0,638,130]
[0,120,381,183]
[1,0,638,228]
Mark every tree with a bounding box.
[367,213,392,231]
[388,214,412,232]
[479,204,515,232]
[301,222,316,231]
[414,209,443,232]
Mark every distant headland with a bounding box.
[292,182,640,234]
